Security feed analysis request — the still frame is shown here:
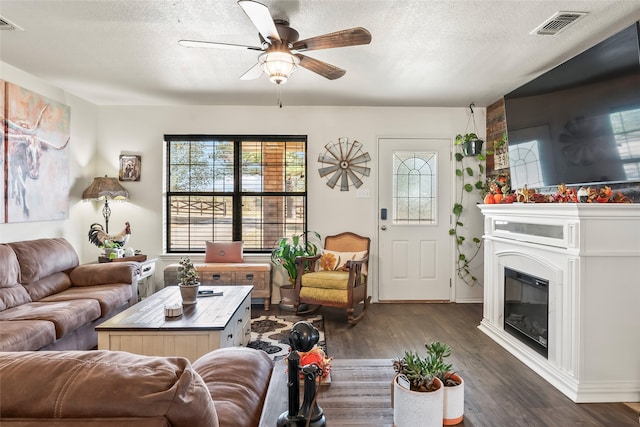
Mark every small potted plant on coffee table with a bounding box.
[392,346,444,427]
[177,256,199,305]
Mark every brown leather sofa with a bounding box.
[0,346,274,427]
[0,238,138,351]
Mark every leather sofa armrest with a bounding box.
[70,262,139,306]
[193,347,273,427]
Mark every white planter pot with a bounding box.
[393,375,443,427]
[443,373,464,425]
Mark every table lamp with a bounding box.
[82,175,129,233]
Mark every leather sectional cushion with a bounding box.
[0,351,219,427]
[0,320,56,351]
[40,284,133,317]
[8,238,79,284]
[70,262,136,286]
[22,271,72,301]
[193,347,273,427]
[0,300,101,338]
[0,245,32,311]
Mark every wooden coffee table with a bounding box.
[259,358,395,426]
[96,285,252,362]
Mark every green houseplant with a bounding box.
[450,132,507,286]
[271,231,322,284]
[455,132,484,157]
[271,231,321,310]
[177,256,199,304]
[392,344,445,427]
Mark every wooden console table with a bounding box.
[164,262,272,310]
[259,359,395,426]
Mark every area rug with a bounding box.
[248,314,325,360]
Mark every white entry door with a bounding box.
[378,138,452,301]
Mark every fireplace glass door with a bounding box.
[504,268,549,358]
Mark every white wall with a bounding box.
[0,60,485,302]
[96,105,486,302]
[0,62,99,253]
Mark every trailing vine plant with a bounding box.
[450,132,507,285]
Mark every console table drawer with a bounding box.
[235,271,268,289]
[200,271,234,285]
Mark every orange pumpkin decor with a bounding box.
[298,347,332,378]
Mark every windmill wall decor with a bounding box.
[318,138,370,191]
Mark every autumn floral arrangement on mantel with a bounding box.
[482,174,634,204]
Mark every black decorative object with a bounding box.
[277,321,326,427]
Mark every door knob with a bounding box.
[381,225,387,231]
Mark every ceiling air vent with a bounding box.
[531,12,587,36]
[0,16,23,31]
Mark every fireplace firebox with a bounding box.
[504,268,548,358]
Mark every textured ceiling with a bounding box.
[0,0,638,107]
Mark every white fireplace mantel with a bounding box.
[478,203,640,403]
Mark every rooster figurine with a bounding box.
[88,222,131,248]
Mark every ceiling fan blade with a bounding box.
[178,39,262,51]
[292,27,371,52]
[295,54,346,80]
[240,62,264,80]
[238,0,281,43]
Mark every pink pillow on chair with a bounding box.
[204,241,244,263]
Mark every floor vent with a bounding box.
[0,16,23,31]
[531,12,587,36]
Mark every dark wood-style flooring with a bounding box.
[252,302,639,427]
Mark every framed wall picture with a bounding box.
[119,154,141,181]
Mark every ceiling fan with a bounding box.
[178,0,372,85]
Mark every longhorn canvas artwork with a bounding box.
[0,81,5,223]
[3,82,71,223]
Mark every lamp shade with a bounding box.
[82,175,129,201]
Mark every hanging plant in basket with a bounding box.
[455,133,484,157]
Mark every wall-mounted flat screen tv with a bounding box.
[504,22,640,190]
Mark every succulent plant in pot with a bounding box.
[425,341,464,426]
[177,256,199,305]
[391,345,444,427]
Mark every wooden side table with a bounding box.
[136,258,157,300]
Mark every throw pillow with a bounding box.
[204,241,244,263]
[319,249,368,275]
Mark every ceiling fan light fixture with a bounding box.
[259,51,299,84]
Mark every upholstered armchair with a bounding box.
[294,232,371,324]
